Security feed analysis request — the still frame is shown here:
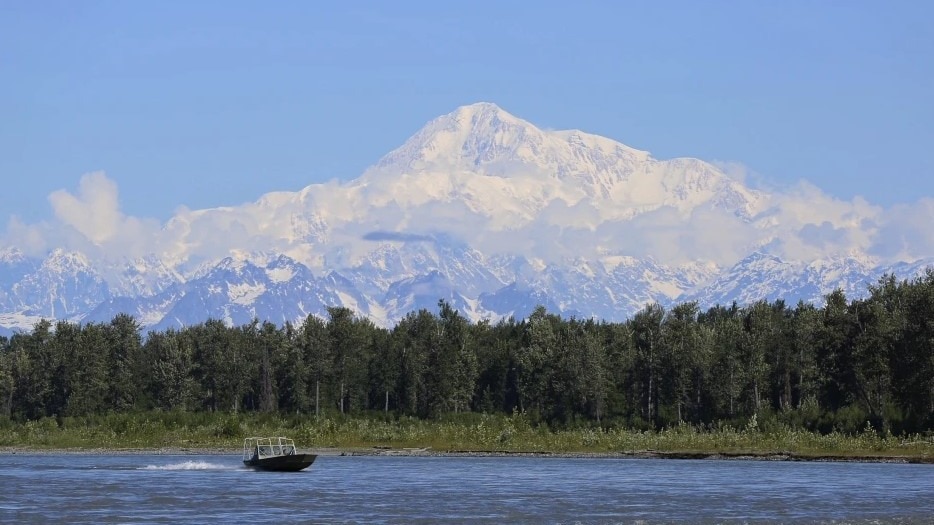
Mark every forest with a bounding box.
[1,271,932,437]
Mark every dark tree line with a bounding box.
[2,272,933,434]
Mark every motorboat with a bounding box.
[242,436,317,472]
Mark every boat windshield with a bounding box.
[243,437,297,460]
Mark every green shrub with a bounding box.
[1,410,932,459]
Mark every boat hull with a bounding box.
[243,453,317,472]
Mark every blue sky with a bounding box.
[2,1,932,223]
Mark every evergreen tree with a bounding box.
[790,302,822,411]
[297,314,330,416]
[437,300,478,414]
[597,320,635,424]
[63,321,109,416]
[661,302,702,424]
[630,303,664,426]
[106,313,143,411]
[0,335,10,419]
[391,310,434,417]
[740,301,776,415]
[326,307,373,414]
[892,270,934,429]
[702,303,744,418]
[189,319,243,412]
[11,320,54,419]
[145,329,196,411]
[276,321,310,413]
[516,306,558,419]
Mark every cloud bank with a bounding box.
[3,170,933,278]
[4,172,164,262]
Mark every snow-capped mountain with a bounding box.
[682,252,873,307]
[0,102,931,334]
[104,255,184,298]
[371,103,763,220]
[3,249,109,319]
[356,102,766,235]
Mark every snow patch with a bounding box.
[266,267,294,283]
[335,290,359,314]
[0,312,47,332]
[600,255,639,272]
[227,282,266,305]
[648,280,685,300]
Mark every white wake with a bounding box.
[141,460,233,471]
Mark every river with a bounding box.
[1,454,931,523]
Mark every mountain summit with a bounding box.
[375,102,658,196]
[0,103,928,334]
[376,102,546,172]
[368,103,763,224]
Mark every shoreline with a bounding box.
[2,446,930,464]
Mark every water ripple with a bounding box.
[0,454,931,524]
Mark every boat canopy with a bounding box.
[243,436,296,461]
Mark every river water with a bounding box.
[0,453,931,524]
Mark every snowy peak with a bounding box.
[375,102,543,173]
[683,251,891,308]
[379,102,657,168]
[367,102,762,222]
[0,247,26,264]
[375,101,653,183]
[10,249,109,318]
[0,248,38,289]
[109,254,184,297]
[383,270,474,321]
[265,254,302,283]
[43,249,94,274]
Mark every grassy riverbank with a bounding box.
[1,411,931,462]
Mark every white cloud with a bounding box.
[759,182,882,261]
[871,198,934,262]
[711,160,750,185]
[4,172,163,262]
[48,172,121,244]
[3,164,933,285]
[587,204,760,266]
[2,217,48,256]
[710,160,781,192]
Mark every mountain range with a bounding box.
[1,103,931,336]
